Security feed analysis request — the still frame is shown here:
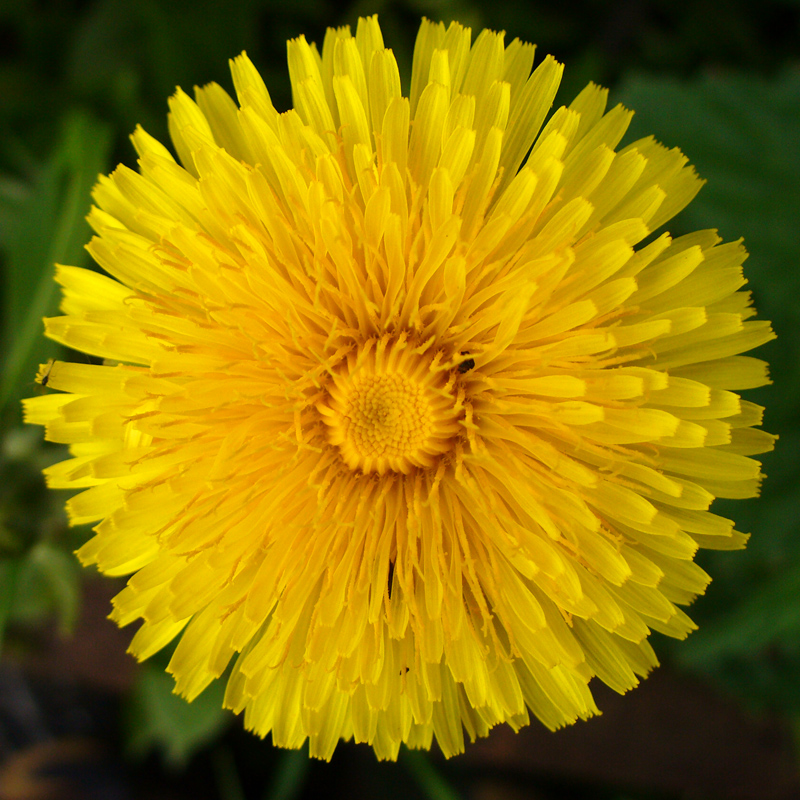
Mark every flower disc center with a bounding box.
[319,340,462,474]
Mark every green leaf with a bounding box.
[126,663,232,768]
[616,69,800,432]
[678,558,800,666]
[9,542,82,634]
[615,69,800,712]
[0,111,111,419]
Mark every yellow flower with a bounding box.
[24,16,775,760]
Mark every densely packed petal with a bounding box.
[24,15,774,760]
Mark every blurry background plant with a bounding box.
[0,1,798,798]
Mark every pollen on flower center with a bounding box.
[318,337,463,475]
[347,372,431,452]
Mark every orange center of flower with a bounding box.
[318,338,463,474]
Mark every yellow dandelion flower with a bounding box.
[24,16,775,761]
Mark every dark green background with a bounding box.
[1,1,799,798]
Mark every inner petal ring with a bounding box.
[318,337,463,475]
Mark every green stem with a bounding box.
[401,747,462,800]
[263,746,310,800]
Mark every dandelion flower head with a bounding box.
[24,16,775,760]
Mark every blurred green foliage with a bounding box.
[126,660,231,767]
[0,112,111,413]
[1,0,799,796]
[617,68,800,716]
